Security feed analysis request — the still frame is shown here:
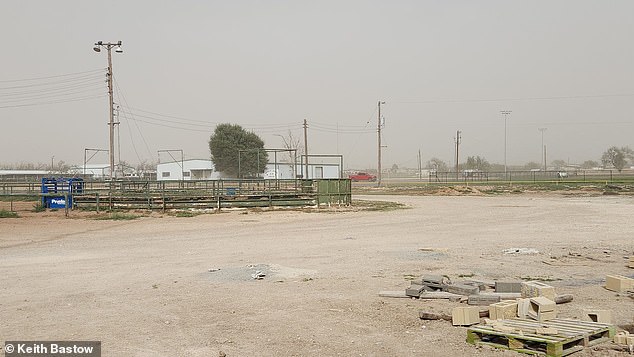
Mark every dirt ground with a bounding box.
[1,193,633,356]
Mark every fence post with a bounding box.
[96,193,100,213]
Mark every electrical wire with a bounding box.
[0,68,103,83]
[390,93,634,105]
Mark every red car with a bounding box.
[348,172,377,182]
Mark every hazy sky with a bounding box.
[1,1,633,170]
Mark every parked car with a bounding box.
[348,172,377,182]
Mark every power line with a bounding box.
[0,94,106,109]
[0,68,103,83]
[391,93,634,105]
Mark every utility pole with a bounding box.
[93,41,123,180]
[539,127,547,171]
[377,101,385,186]
[455,130,461,180]
[418,149,422,181]
[501,110,512,174]
[303,119,308,179]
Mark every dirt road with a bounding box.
[1,194,633,356]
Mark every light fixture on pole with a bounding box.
[500,110,512,174]
[93,40,123,180]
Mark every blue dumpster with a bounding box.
[41,178,84,209]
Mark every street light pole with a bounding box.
[93,41,123,180]
[539,128,547,171]
[501,110,512,174]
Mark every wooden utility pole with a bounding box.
[303,119,308,179]
[93,41,123,179]
[377,101,385,186]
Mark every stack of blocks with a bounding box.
[521,281,556,300]
[605,275,634,292]
[527,296,557,321]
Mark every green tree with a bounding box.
[601,146,633,172]
[523,161,542,170]
[209,123,269,177]
[580,160,599,169]
[426,158,448,172]
[464,156,490,171]
[551,160,567,170]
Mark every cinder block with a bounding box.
[521,281,556,300]
[627,336,634,346]
[444,283,480,296]
[517,298,530,319]
[495,281,522,293]
[605,275,634,292]
[468,294,500,306]
[406,283,424,297]
[452,306,480,326]
[489,300,518,320]
[629,257,634,268]
[614,331,630,344]
[583,309,612,324]
[420,275,446,290]
[527,296,556,321]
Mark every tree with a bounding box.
[580,160,599,169]
[277,130,302,163]
[426,158,448,172]
[601,146,633,172]
[390,164,399,173]
[464,156,490,171]
[523,161,542,170]
[551,160,567,170]
[209,123,268,178]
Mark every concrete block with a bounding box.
[527,296,556,321]
[420,275,447,290]
[629,257,634,268]
[583,309,612,324]
[406,283,424,297]
[627,336,634,346]
[517,298,530,319]
[605,275,634,292]
[614,331,630,344]
[495,281,522,293]
[489,300,518,320]
[468,294,500,306]
[452,306,480,326]
[444,283,480,296]
[521,281,556,300]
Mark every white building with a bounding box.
[157,159,220,181]
[157,159,342,181]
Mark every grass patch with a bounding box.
[32,204,46,213]
[353,199,408,212]
[169,210,201,218]
[94,212,141,221]
[0,209,19,218]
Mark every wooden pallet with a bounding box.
[467,318,615,356]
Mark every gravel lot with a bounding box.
[1,193,633,356]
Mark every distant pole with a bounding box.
[418,149,422,181]
[501,110,512,174]
[377,101,385,186]
[303,119,308,179]
[539,128,547,171]
[93,41,123,180]
[455,130,461,180]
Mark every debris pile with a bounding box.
[379,273,632,356]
